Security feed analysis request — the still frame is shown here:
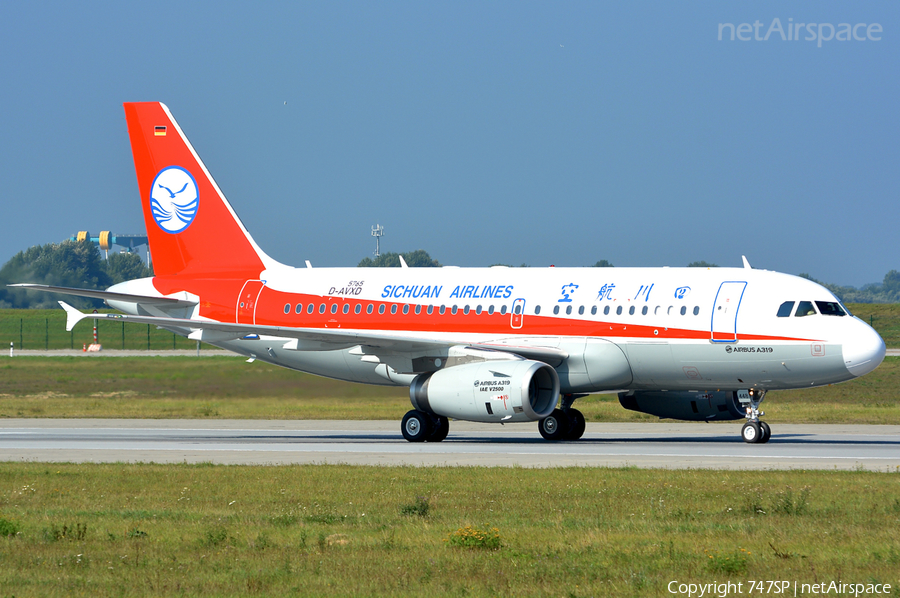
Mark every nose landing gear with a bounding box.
[739,389,771,444]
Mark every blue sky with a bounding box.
[1,1,896,287]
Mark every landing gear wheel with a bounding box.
[401,410,432,442]
[758,421,771,444]
[539,409,571,441]
[741,421,761,444]
[565,409,586,440]
[427,416,449,442]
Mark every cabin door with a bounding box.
[711,281,746,342]
[237,280,265,324]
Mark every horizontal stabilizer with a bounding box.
[58,301,91,332]
[9,284,197,307]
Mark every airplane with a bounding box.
[12,102,886,444]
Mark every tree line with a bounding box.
[0,240,152,309]
[1,241,896,308]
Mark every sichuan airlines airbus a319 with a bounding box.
[14,103,886,444]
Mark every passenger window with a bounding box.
[641,306,648,315]
[616,306,622,315]
[378,305,385,314]
[578,306,585,315]
[390,305,397,314]
[475,305,482,315]
[667,306,673,315]
[331,304,338,314]
[343,304,350,314]
[415,305,421,315]
[534,305,541,315]
[693,306,699,316]
[295,304,302,314]
[628,306,635,315]
[488,305,495,315]
[795,301,816,317]
[816,301,846,316]
[500,305,507,315]
[514,304,522,315]
[566,306,572,315]
[366,304,374,314]
[553,306,560,315]
[284,303,290,314]
[680,306,686,316]
[604,306,610,316]
[308,303,314,314]
[319,304,326,314]
[403,305,409,314]
[463,305,470,315]
[427,305,434,315]
[591,306,597,315]
[355,304,361,314]
[451,305,458,315]
[440,305,446,315]
[776,301,795,318]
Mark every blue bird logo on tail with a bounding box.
[149,167,199,233]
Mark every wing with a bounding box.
[57,302,568,370]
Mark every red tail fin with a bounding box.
[124,102,268,278]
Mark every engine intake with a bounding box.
[410,360,559,423]
[618,390,745,421]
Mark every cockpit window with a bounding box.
[815,301,846,316]
[794,301,816,317]
[776,301,794,317]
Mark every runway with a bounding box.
[0,420,898,470]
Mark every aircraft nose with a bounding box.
[843,318,886,377]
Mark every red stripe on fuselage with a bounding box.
[232,287,813,343]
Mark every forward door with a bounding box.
[711,281,746,342]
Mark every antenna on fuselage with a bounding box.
[371,224,384,257]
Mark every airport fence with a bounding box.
[0,310,214,351]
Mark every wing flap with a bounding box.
[468,342,568,366]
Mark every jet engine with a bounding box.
[618,390,745,421]
[410,360,559,424]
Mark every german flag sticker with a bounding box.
[154,126,167,136]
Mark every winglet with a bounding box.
[399,256,409,268]
[59,301,90,332]
[741,255,752,269]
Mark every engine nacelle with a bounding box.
[410,360,559,423]
[618,390,745,421]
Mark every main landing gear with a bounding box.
[739,389,771,444]
[538,394,586,441]
[401,410,449,443]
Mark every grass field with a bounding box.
[1,356,898,424]
[1,314,898,597]
[0,463,897,597]
[2,303,899,350]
